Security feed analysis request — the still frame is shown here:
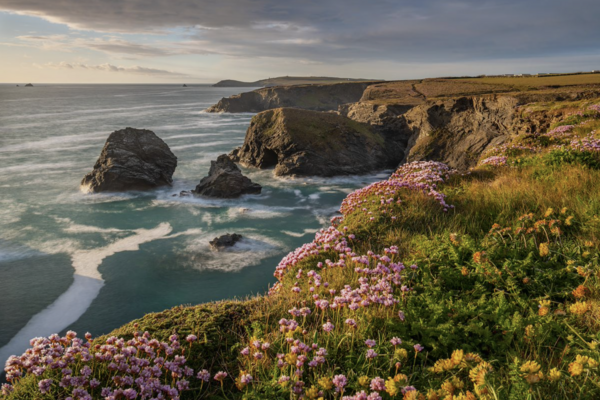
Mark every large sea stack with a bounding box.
[192,154,261,198]
[229,107,406,177]
[81,128,177,192]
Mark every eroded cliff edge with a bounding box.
[213,78,600,174]
[206,81,381,113]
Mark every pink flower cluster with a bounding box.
[3,330,210,399]
[341,161,457,215]
[570,131,600,152]
[479,156,508,167]
[589,104,600,113]
[544,125,575,138]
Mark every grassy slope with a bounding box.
[5,100,600,400]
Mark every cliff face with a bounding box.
[401,96,519,170]
[205,81,381,113]
[229,107,405,177]
[340,90,600,171]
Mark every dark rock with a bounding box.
[209,233,242,250]
[231,107,406,177]
[16,85,19,87]
[81,127,177,192]
[24,83,33,87]
[192,155,262,198]
[205,81,381,113]
[182,84,188,87]
[179,190,192,197]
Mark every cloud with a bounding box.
[12,34,218,58]
[1,0,600,67]
[33,62,187,76]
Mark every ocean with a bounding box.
[0,84,388,365]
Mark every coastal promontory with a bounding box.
[81,128,177,192]
[229,107,406,176]
[205,81,380,113]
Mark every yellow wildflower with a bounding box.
[426,389,440,400]
[520,360,542,384]
[539,242,550,257]
[547,368,562,382]
[461,266,469,276]
[284,353,297,365]
[565,215,574,226]
[538,300,551,316]
[403,390,420,400]
[395,348,408,361]
[568,361,584,376]
[305,385,320,399]
[561,207,568,214]
[358,376,370,387]
[451,349,464,366]
[441,380,455,395]
[572,285,588,299]
[524,325,535,339]
[569,301,590,315]
[544,208,554,217]
[318,376,333,391]
[385,377,401,397]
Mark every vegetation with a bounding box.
[3,100,600,399]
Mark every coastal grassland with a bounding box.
[4,100,600,400]
[459,73,600,91]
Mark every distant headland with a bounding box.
[212,75,374,87]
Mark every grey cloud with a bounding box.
[2,0,600,65]
[35,62,187,76]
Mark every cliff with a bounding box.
[229,107,405,176]
[212,76,373,87]
[205,81,381,113]
[340,89,600,171]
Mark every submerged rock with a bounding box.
[230,107,406,177]
[209,233,242,250]
[81,127,177,192]
[192,154,261,198]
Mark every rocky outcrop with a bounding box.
[210,234,243,250]
[229,108,406,177]
[81,128,177,193]
[192,154,261,198]
[24,83,33,87]
[338,102,412,135]
[206,81,381,113]
[398,91,600,170]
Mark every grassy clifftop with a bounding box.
[4,100,600,399]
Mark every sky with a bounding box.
[1,0,600,84]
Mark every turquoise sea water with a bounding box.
[0,84,388,365]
